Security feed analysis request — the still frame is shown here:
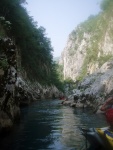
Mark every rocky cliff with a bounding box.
[61,59,113,112]
[60,5,113,81]
[0,17,61,135]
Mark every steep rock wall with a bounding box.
[60,10,113,81]
[0,17,61,135]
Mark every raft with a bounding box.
[80,126,113,150]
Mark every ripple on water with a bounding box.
[0,100,108,150]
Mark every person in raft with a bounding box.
[100,95,113,111]
[100,95,113,129]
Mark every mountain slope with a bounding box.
[60,0,113,81]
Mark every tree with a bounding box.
[0,0,63,90]
[100,0,113,11]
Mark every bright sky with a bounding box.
[25,0,101,57]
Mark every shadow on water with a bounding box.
[0,100,108,150]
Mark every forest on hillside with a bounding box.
[0,0,63,90]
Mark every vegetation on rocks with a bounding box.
[0,0,63,91]
[60,0,113,82]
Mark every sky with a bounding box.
[25,0,102,57]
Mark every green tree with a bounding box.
[0,0,63,90]
[100,0,113,11]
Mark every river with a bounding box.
[0,99,108,150]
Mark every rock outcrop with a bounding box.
[62,60,113,113]
[0,36,20,132]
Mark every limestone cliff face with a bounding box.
[60,32,90,80]
[60,9,113,81]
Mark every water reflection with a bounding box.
[0,100,108,150]
[59,107,83,149]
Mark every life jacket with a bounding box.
[105,108,113,125]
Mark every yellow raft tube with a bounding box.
[96,127,113,150]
